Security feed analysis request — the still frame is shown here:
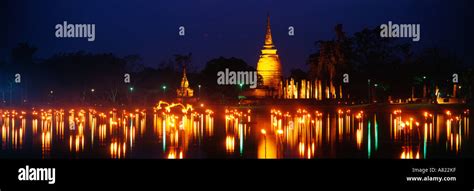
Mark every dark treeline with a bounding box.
[303,24,472,102]
[0,44,256,107]
[1,45,182,107]
[1,25,472,107]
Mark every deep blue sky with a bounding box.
[3,0,473,75]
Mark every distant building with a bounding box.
[242,15,283,98]
[176,66,194,97]
[243,15,346,100]
[256,14,283,91]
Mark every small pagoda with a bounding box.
[176,65,194,97]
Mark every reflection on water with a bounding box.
[0,105,471,159]
[266,109,366,158]
[400,146,420,159]
[110,139,126,159]
[390,109,469,159]
[154,101,214,159]
[1,111,26,150]
[269,109,323,159]
[225,109,250,156]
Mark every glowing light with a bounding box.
[256,15,282,89]
[368,120,371,158]
[277,129,283,135]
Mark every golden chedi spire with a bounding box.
[181,66,189,88]
[256,14,282,89]
[264,14,274,48]
[177,65,194,97]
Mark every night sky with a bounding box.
[3,0,473,75]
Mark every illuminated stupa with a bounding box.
[176,66,194,97]
[256,15,283,90]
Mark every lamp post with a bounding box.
[129,87,134,104]
[49,90,54,104]
[198,84,201,98]
[367,79,371,103]
[373,83,378,103]
[9,82,13,106]
[261,129,266,158]
[162,85,167,97]
[90,88,95,105]
[422,76,427,99]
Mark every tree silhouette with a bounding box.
[174,53,192,72]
